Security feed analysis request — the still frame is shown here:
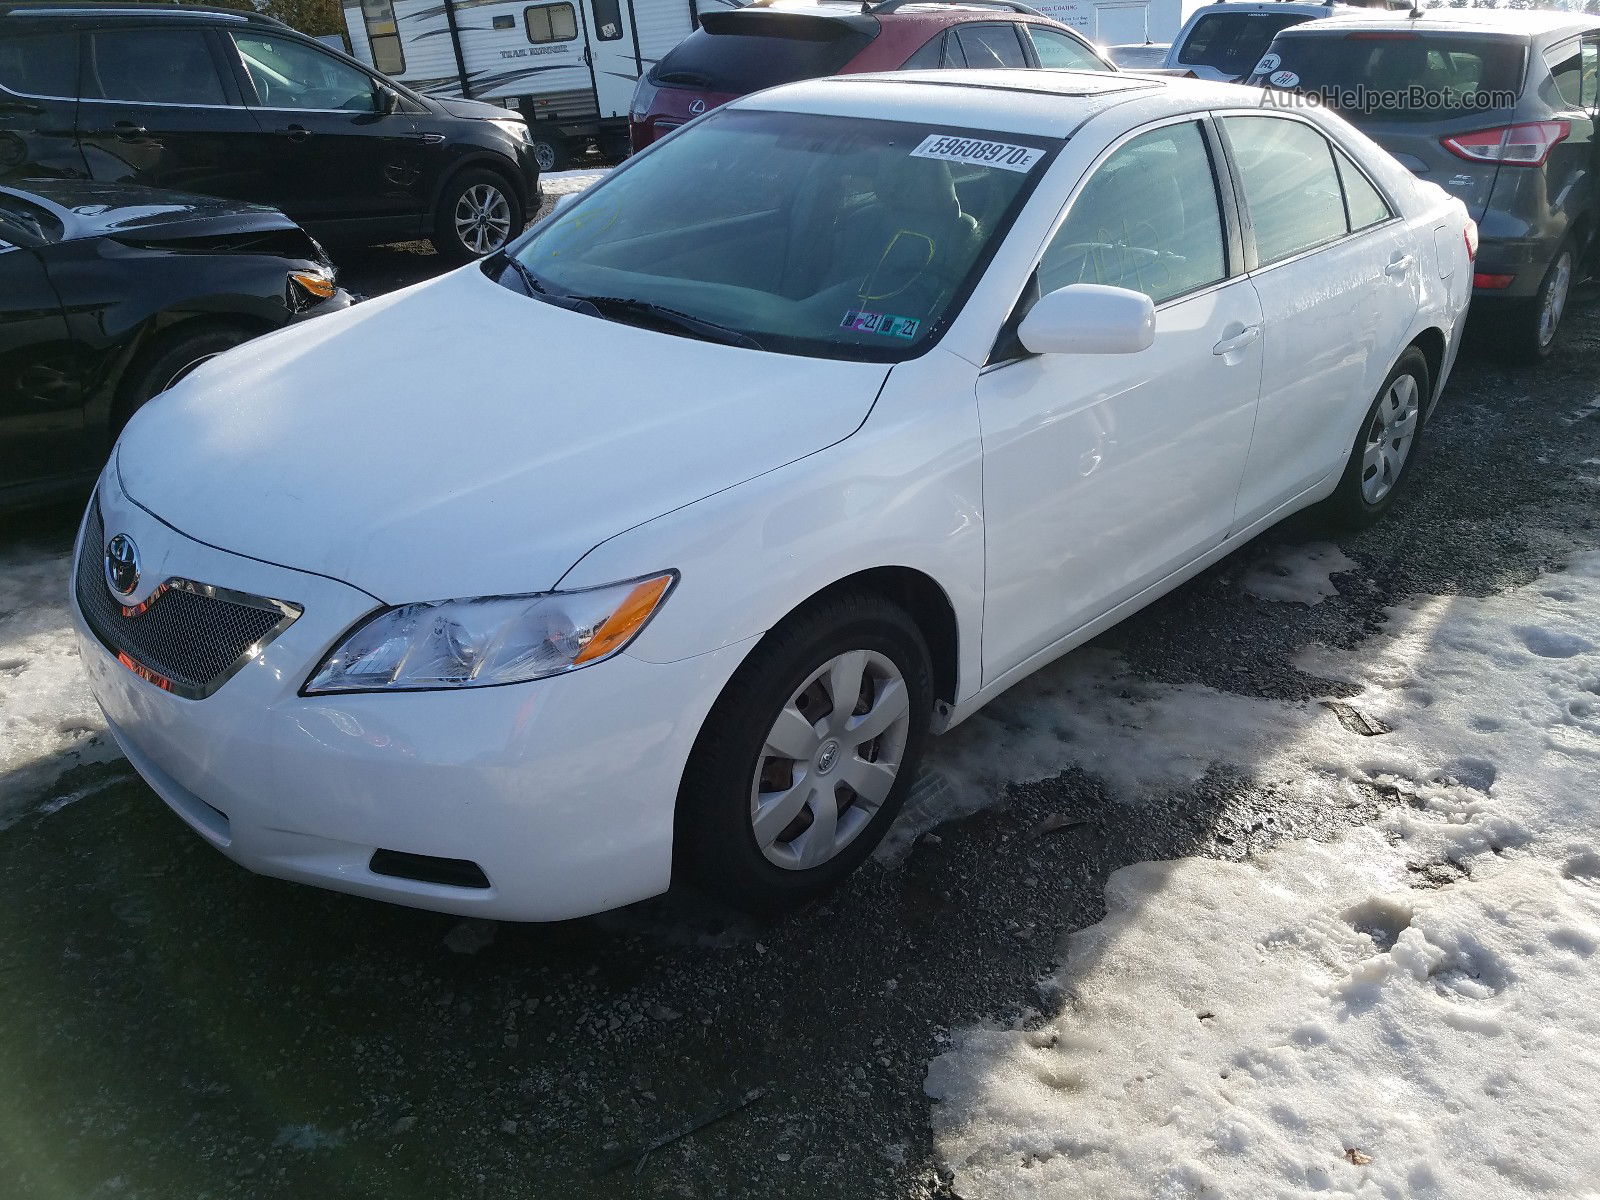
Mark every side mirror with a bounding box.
[377,86,400,115]
[1017,283,1155,356]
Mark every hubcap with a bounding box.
[749,650,912,872]
[1539,250,1572,348]
[533,141,557,172]
[1360,372,1420,505]
[453,183,513,255]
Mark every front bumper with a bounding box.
[71,477,743,921]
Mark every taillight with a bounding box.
[1474,273,1515,289]
[1463,220,1478,263]
[1442,121,1569,167]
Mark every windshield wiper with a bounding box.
[566,294,764,351]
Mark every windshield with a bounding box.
[1251,32,1525,122]
[1177,12,1308,75]
[505,109,1060,362]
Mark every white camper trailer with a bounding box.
[342,0,733,169]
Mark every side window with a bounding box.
[360,0,405,75]
[83,29,228,105]
[591,0,623,41]
[901,32,946,70]
[0,32,79,99]
[526,3,578,43]
[1223,115,1347,266]
[1584,36,1599,109]
[1334,148,1391,231]
[1028,27,1108,72]
[1548,41,1584,109]
[955,24,1029,69]
[1039,120,1227,305]
[234,33,380,112]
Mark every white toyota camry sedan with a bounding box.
[73,70,1473,921]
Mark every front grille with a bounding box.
[76,499,301,700]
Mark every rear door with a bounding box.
[0,26,86,180]
[76,24,270,201]
[224,29,424,228]
[1219,112,1414,523]
[1253,29,1528,222]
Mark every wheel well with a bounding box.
[439,156,527,212]
[1409,326,1446,400]
[799,567,960,706]
[113,313,274,429]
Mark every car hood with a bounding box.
[435,96,516,121]
[116,265,890,603]
[3,178,291,242]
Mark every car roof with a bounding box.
[1274,8,1600,40]
[744,0,1063,25]
[0,0,287,28]
[732,68,1254,137]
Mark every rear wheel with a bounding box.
[431,169,524,262]
[1318,347,1428,530]
[675,591,933,912]
[1499,240,1574,364]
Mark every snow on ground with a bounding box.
[926,555,1600,1197]
[1240,542,1359,607]
[0,532,118,826]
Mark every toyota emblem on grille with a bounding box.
[689,98,706,114]
[104,534,140,597]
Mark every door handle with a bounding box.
[274,124,313,143]
[1212,324,1261,357]
[1384,254,1414,278]
[99,120,149,140]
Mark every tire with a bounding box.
[431,169,524,263]
[114,324,255,436]
[675,590,935,913]
[1318,346,1429,530]
[1498,239,1575,364]
[528,133,568,174]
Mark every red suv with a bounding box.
[629,0,1117,151]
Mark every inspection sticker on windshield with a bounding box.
[842,309,920,339]
[910,134,1044,174]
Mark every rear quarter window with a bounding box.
[649,14,874,93]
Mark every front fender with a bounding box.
[555,348,989,704]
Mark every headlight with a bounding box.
[302,572,675,694]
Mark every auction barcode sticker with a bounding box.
[910,134,1044,174]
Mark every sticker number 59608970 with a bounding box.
[910,134,1045,174]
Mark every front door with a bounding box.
[977,118,1263,683]
[75,25,268,201]
[584,0,640,120]
[226,29,424,228]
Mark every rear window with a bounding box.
[1253,32,1525,122]
[1176,11,1308,76]
[648,12,875,94]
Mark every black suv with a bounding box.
[0,2,542,260]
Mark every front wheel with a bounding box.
[1318,346,1429,530]
[431,169,524,263]
[675,592,934,912]
[114,324,255,436]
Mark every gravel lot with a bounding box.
[3,200,1598,1198]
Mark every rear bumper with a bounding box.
[1473,235,1561,299]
